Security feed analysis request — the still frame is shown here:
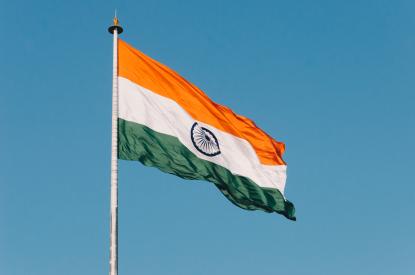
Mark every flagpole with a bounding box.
[108,16,123,275]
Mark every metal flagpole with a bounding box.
[108,16,123,275]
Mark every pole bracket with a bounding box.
[108,25,123,34]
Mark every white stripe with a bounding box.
[118,77,287,194]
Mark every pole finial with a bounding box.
[113,9,119,26]
[108,12,123,34]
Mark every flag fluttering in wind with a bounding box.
[117,39,295,220]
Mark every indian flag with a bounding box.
[117,39,296,220]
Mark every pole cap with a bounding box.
[108,16,123,34]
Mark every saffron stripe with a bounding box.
[118,39,285,165]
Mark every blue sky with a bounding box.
[1,0,414,274]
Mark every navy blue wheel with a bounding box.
[190,122,221,157]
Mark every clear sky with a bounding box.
[1,0,414,274]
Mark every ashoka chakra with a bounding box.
[190,122,221,157]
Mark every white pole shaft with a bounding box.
[110,28,119,275]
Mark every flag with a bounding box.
[117,39,295,220]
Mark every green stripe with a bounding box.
[118,119,296,221]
